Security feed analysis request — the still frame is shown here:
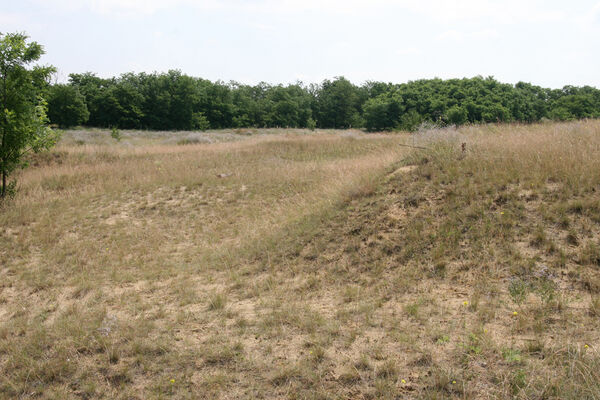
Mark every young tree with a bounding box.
[0,32,57,198]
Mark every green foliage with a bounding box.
[314,77,363,129]
[110,127,121,142]
[192,112,210,131]
[536,277,557,307]
[363,96,394,131]
[54,72,600,132]
[502,348,523,364]
[0,32,58,198]
[399,109,423,131]
[445,105,468,125]
[510,369,527,394]
[436,334,450,345]
[508,278,530,306]
[47,84,89,127]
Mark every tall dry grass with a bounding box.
[1,122,600,399]
[0,130,410,398]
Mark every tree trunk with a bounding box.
[1,167,5,198]
[1,72,5,198]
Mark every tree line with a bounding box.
[47,72,600,132]
[3,30,600,199]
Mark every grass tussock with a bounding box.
[1,121,600,398]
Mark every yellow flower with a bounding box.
[452,380,456,384]
[513,311,518,316]
[484,329,488,334]
[401,379,406,384]
[170,379,175,384]
[463,301,469,306]
[584,344,589,349]
[500,211,504,215]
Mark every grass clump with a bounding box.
[207,292,227,311]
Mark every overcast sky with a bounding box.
[2,0,600,88]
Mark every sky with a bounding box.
[1,0,600,88]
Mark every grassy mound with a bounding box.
[284,121,600,398]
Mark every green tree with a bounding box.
[192,112,210,130]
[68,72,107,127]
[363,96,393,131]
[0,32,58,198]
[399,109,423,131]
[445,105,468,125]
[59,72,600,131]
[47,84,89,127]
[314,77,362,128]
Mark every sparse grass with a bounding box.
[1,121,600,398]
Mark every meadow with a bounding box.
[1,121,599,399]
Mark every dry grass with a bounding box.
[1,121,600,399]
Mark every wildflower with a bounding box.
[401,379,406,384]
[484,329,488,334]
[452,380,456,384]
[584,344,589,349]
[513,311,518,316]
[170,379,175,384]
[463,301,469,306]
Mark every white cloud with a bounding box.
[0,11,46,34]
[28,0,572,23]
[0,11,28,30]
[584,1,600,27]
[88,0,174,15]
[474,29,500,39]
[251,23,276,31]
[437,29,499,42]
[566,1,600,34]
[31,0,223,17]
[397,0,567,23]
[396,47,420,56]
[437,30,464,41]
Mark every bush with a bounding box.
[192,112,210,131]
[111,127,122,142]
